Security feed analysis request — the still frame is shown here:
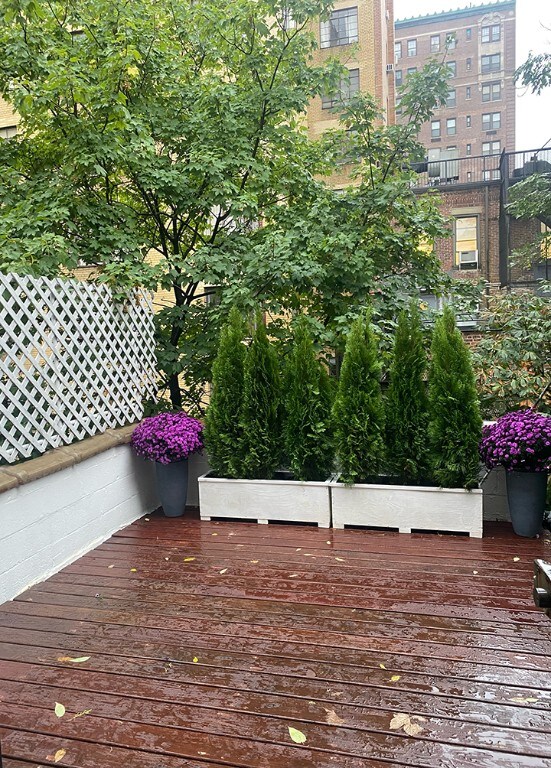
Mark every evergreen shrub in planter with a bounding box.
[200,311,332,526]
[331,305,483,536]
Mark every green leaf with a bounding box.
[288,726,307,744]
[54,702,66,718]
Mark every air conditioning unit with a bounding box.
[459,250,479,268]
[386,63,394,72]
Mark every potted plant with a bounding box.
[131,411,203,517]
[480,409,551,537]
[330,306,483,537]
[200,311,332,526]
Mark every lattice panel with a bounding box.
[1,273,157,464]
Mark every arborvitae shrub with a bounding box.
[386,303,429,484]
[333,312,385,484]
[428,305,482,488]
[203,306,246,478]
[239,313,282,479]
[283,318,334,482]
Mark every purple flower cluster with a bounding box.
[131,411,203,464]
[479,409,551,473]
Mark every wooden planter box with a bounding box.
[198,472,331,527]
[330,479,483,537]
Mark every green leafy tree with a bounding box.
[386,302,429,484]
[203,306,246,478]
[472,289,551,418]
[428,306,482,489]
[333,312,385,484]
[283,317,334,481]
[238,314,282,479]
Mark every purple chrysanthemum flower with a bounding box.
[131,412,203,464]
[479,409,551,473]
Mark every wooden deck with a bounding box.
[1,514,550,767]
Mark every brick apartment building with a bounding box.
[395,0,516,160]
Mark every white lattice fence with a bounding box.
[1,273,157,464]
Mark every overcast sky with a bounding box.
[394,0,551,151]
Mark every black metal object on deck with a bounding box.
[533,559,551,617]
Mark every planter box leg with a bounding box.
[201,515,211,521]
[333,521,344,529]
[319,521,330,528]
[399,526,411,534]
[258,519,268,525]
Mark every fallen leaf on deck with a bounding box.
[250,560,259,564]
[47,748,67,763]
[211,533,218,536]
[509,696,539,704]
[288,726,307,744]
[390,713,426,736]
[513,557,520,562]
[390,675,401,682]
[335,557,345,562]
[145,517,150,521]
[107,564,114,569]
[296,548,302,551]
[324,708,345,725]
[193,657,199,663]
[70,709,92,720]
[57,656,90,664]
[326,541,331,545]
[184,557,195,562]
[219,568,228,574]
[165,557,169,561]
[54,702,66,718]
[473,571,478,575]
[379,663,386,669]
[289,574,299,578]
[130,568,137,572]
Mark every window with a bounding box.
[482,111,501,130]
[466,115,471,127]
[395,69,403,87]
[446,89,456,108]
[431,120,441,138]
[466,143,472,155]
[483,169,501,181]
[466,57,472,71]
[482,140,501,155]
[0,126,17,139]
[482,81,501,101]
[320,7,358,48]
[395,98,402,117]
[455,216,479,269]
[447,118,456,136]
[481,24,500,43]
[321,68,359,109]
[282,8,296,29]
[466,85,471,99]
[394,41,402,60]
[447,61,456,77]
[446,33,457,50]
[481,53,501,73]
[407,39,417,56]
[466,27,472,41]
[407,66,417,77]
[430,34,440,52]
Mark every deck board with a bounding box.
[0,515,550,767]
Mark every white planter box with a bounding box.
[330,480,483,538]
[198,473,331,527]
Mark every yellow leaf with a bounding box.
[389,713,409,730]
[509,696,539,704]
[130,568,137,572]
[126,65,139,77]
[193,656,199,663]
[250,560,259,564]
[54,702,66,718]
[390,675,401,682]
[296,548,301,551]
[472,570,478,575]
[107,564,114,569]
[211,533,218,536]
[404,721,424,736]
[379,663,386,669]
[219,568,228,574]
[324,708,345,726]
[165,557,169,561]
[68,656,90,664]
[335,557,345,562]
[144,517,150,521]
[288,726,307,744]
[513,557,520,562]
[326,541,331,544]
[184,557,195,562]
[46,749,67,763]
[289,573,299,578]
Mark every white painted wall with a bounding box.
[0,445,158,603]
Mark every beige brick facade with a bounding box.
[0,97,18,132]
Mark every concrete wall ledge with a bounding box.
[0,425,136,491]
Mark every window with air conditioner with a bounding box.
[455,216,479,269]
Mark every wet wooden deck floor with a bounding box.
[0,514,550,767]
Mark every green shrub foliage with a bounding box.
[203,306,246,478]
[283,318,334,481]
[428,305,482,488]
[386,303,429,484]
[239,314,282,479]
[333,312,385,483]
